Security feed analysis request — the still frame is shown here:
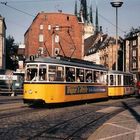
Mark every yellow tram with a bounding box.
[23,56,108,104]
[107,70,135,97]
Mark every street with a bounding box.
[0,95,139,140]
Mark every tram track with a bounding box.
[27,106,124,140]
[0,106,47,120]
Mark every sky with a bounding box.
[0,0,140,44]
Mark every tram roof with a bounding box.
[108,70,133,75]
[26,56,108,71]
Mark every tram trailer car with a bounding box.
[135,81,140,97]
[23,56,108,105]
[107,70,135,97]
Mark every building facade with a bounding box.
[24,12,83,59]
[84,33,123,71]
[125,31,140,80]
[0,15,6,70]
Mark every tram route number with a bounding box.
[65,85,107,95]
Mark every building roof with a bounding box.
[84,33,109,56]
[24,12,81,36]
[84,33,124,56]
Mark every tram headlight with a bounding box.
[28,90,32,94]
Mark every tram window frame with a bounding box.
[65,67,75,82]
[48,64,64,82]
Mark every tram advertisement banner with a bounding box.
[65,85,107,95]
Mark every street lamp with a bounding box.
[110,0,123,71]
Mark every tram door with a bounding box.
[108,74,123,96]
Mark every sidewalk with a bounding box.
[88,103,140,140]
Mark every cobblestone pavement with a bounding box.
[88,102,140,140]
[0,96,140,140]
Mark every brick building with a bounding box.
[24,12,84,59]
[0,15,6,70]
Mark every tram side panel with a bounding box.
[24,83,66,104]
[65,84,108,102]
[24,83,108,104]
[124,86,135,96]
[108,86,124,97]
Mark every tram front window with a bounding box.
[39,65,47,81]
[26,68,38,81]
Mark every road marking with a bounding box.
[120,113,135,118]
[105,122,136,131]
[96,107,121,113]
[99,131,135,140]
[135,124,140,140]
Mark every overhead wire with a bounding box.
[0,0,126,34]
[0,1,35,17]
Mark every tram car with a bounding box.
[23,56,108,104]
[135,81,140,97]
[107,70,135,97]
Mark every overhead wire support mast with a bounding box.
[0,1,35,17]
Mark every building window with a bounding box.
[132,40,136,46]
[55,25,59,31]
[48,25,51,30]
[132,49,136,57]
[40,24,43,30]
[39,34,44,42]
[132,61,136,69]
[55,35,59,43]
[67,16,69,21]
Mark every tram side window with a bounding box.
[76,68,84,82]
[48,65,64,81]
[98,72,107,84]
[124,76,128,86]
[118,75,122,85]
[110,75,115,85]
[48,65,56,81]
[66,67,75,82]
[27,68,38,81]
[86,70,92,82]
[55,66,64,81]
[93,71,99,82]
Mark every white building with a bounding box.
[0,15,6,70]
